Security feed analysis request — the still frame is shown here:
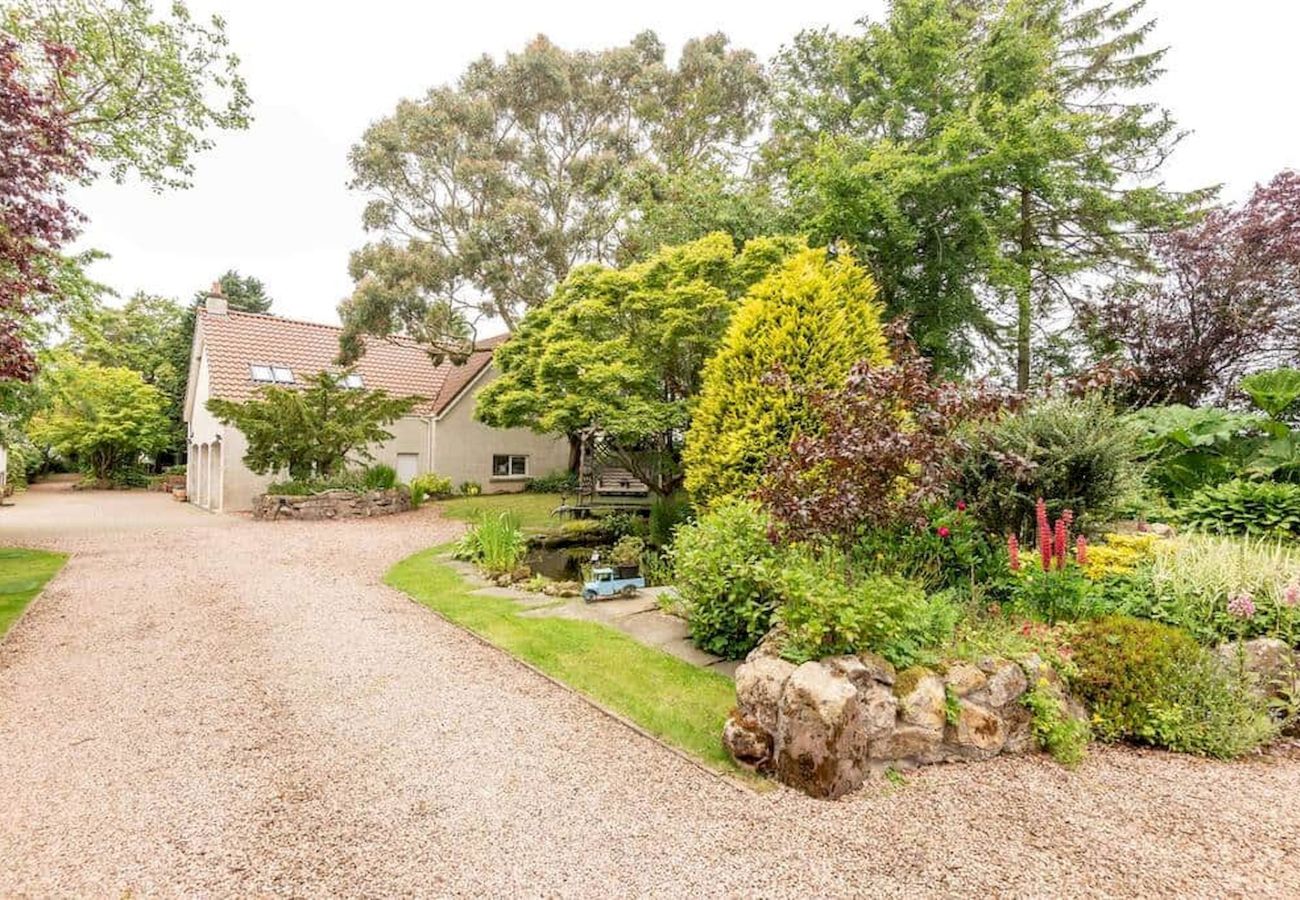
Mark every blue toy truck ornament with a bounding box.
[582,567,645,602]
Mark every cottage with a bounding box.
[182,295,568,512]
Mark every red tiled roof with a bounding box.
[195,309,499,417]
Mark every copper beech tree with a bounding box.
[1085,170,1300,406]
[0,38,85,382]
[759,323,1006,542]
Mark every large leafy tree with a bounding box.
[769,4,998,372]
[475,233,803,494]
[770,0,1202,386]
[339,32,766,364]
[64,291,188,450]
[683,245,891,506]
[27,357,172,480]
[3,0,251,189]
[206,372,417,479]
[1083,170,1300,405]
[0,37,85,383]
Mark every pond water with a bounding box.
[523,545,604,581]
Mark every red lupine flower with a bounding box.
[1008,534,1021,572]
[1036,497,1052,571]
[1054,518,1068,570]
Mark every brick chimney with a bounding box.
[205,280,228,315]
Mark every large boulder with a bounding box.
[723,712,773,769]
[735,655,797,734]
[947,701,1006,758]
[896,668,946,732]
[1216,638,1297,701]
[774,663,870,799]
[975,659,1028,709]
[943,662,987,697]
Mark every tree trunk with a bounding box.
[567,433,581,473]
[1017,185,1033,392]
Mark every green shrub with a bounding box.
[601,511,648,541]
[525,470,579,493]
[775,547,959,668]
[1070,616,1274,758]
[958,394,1143,539]
[670,499,781,658]
[1022,681,1090,766]
[267,470,370,496]
[852,505,1009,595]
[649,492,692,548]
[459,481,482,496]
[1132,535,1300,645]
[610,535,645,567]
[454,512,527,575]
[163,463,187,475]
[363,464,398,490]
[1178,478,1300,538]
[409,473,454,508]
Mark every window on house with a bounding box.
[250,364,274,382]
[271,366,295,384]
[492,454,527,477]
[342,373,364,389]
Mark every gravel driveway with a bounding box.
[2,484,1298,897]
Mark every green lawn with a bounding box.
[386,547,739,771]
[0,547,67,638]
[435,492,566,532]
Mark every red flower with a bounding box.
[938,526,951,538]
[956,500,967,511]
[1007,534,1021,572]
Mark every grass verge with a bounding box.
[0,547,67,638]
[386,547,739,772]
[435,492,565,532]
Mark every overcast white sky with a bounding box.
[68,0,1300,326]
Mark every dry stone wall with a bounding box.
[252,488,411,521]
[724,635,1085,799]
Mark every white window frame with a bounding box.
[342,373,364,389]
[250,364,274,382]
[270,366,295,384]
[491,454,528,479]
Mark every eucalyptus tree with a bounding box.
[339,32,767,364]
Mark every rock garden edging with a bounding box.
[252,488,411,520]
[723,634,1086,799]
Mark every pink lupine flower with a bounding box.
[1054,518,1068,570]
[1008,534,1021,572]
[1228,592,1257,619]
[1284,582,1299,608]
[1075,535,1088,566]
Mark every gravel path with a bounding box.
[2,484,1299,897]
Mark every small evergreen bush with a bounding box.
[958,394,1143,539]
[1071,616,1275,758]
